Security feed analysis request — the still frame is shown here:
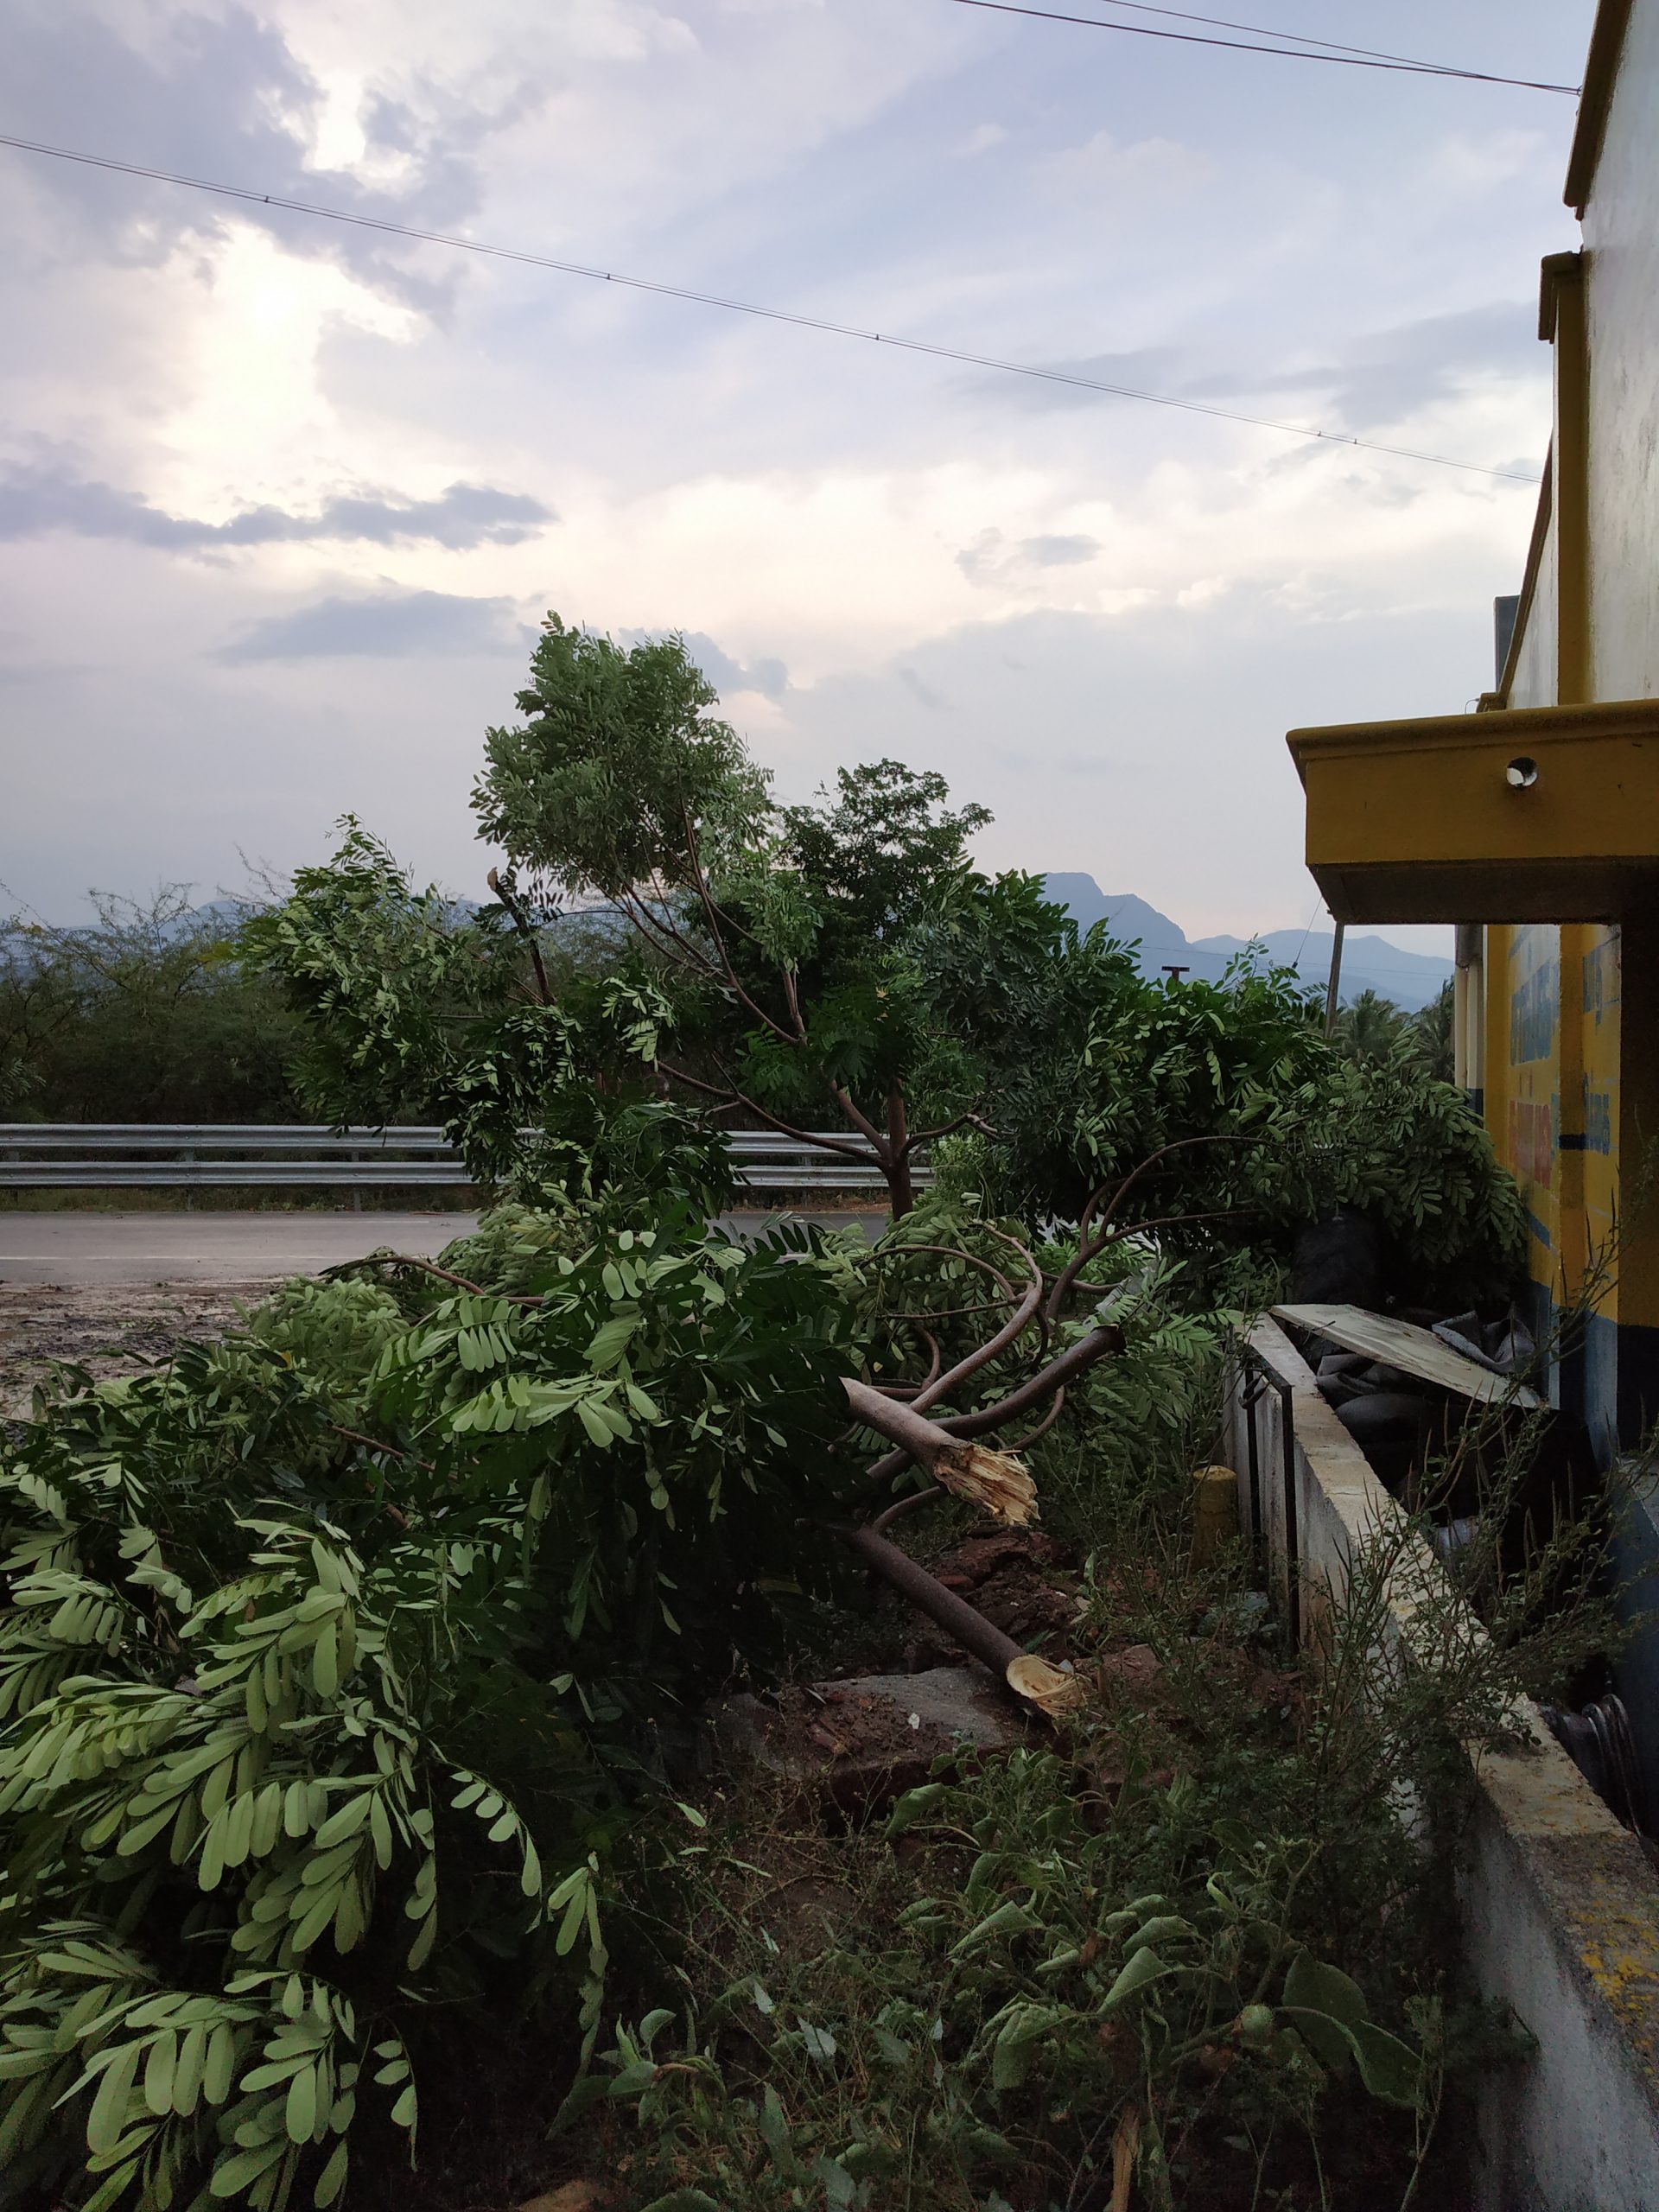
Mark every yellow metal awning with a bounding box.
[1286,696,1659,924]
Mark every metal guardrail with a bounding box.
[0,1125,926,1195]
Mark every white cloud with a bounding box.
[955,121,1007,157]
[1039,129,1215,206]
[0,0,1580,931]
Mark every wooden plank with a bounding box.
[1270,1303,1541,1408]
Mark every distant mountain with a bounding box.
[1040,874,1451,1013]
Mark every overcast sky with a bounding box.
[1,0,1591,954]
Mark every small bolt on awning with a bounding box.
[1285,697,1659,925]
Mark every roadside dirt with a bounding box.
[0,1281,276,1419]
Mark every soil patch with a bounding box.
[0,1281,273,1418]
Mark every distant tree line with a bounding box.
[0,880,1457,1131]
[1333,982,1455,1084]
[0,890,308,1123]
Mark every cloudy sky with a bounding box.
[1,0,1591,955]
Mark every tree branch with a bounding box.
[338,1253,543,1306]
[832,1084,889,1156]
[677,804,797,1046]
[486,868,551,1007]
[911,1228,1045,1416]
[656,1061,879,1163]
[1045,1135,1262,1322]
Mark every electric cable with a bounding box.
[0,134,1544,487]
[1068,0,1544,70]
[942,0,1580,92]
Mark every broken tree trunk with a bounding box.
[842,1376,1038,1523]
[840,1524,1082,1718]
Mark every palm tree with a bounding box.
[1332,988,1410,1067]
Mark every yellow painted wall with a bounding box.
[1474,3,1659,1366]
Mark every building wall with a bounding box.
[1478,0,1659,1458]
[1234,1319,1659,2212]
[1585,0,1659,704]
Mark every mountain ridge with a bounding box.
[1040,874,1450,1012]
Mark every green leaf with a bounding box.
[314,2136,350,2208]
[810,2155,859,2209]
[1282,1951,1369,2031]
[86,2041,143,2157]
[1128,1915,1195,1950]
[211,2139,287,2196]
[1348,2020,1424,2109]
[575,1399,614,1449]
[885,1782,947,1837]
[989,2002,1068,2091]
[607,2060,658,2096]
[950,1899,1039,1958]
[1280,1953,1421,2106]
[174,2022,208,2117]
[314,1793,373,1849]
[143,2029,177,2115]
[203,2022,238,2106]
[758,2085,799,2180]
[1101,1946,1171,2011]
[587,1314,639,1370]
[285,2063,318,2145]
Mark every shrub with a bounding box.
[0,1214,861,2209]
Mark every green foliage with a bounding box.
[1413,979,1457,1084]
[1304,1041,1525,1305]
[1332,982,1458,1087]
[928,950,1521,1306]
[0,888,304,1124]
[592,1421,1586,2210]
[474,618,771,901]
[1331,987,1414,1069]
[978,956,1325,1224]
[779,760,989,956]
[243,825,679,1194]
[516,1094,738,1218]
[0,1212,863,2208]
[601,1760,1442,2194]
[597,1667,1444,2209]
[252,619,1522,1287]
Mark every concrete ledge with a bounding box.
[1230,1318,1659,2210]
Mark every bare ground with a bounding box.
[0,1281,277,1419]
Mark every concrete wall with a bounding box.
[1231,1319,1659,2209]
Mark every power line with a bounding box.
[0,131,1543,486]
[1072,1,1515,68]
[943,0,1580,92]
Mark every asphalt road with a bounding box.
[0,1210,886,1285]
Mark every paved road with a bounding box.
[0,1213,482,1285]
[0,1210,887,1285]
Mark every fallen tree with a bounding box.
[0,1170,1137,2209]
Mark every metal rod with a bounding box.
[1323,919,1346,1036]
[1272,1373,1301,1648]
[1243,1370,1263,1541]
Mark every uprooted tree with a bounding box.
[0,1131,1179,2206]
